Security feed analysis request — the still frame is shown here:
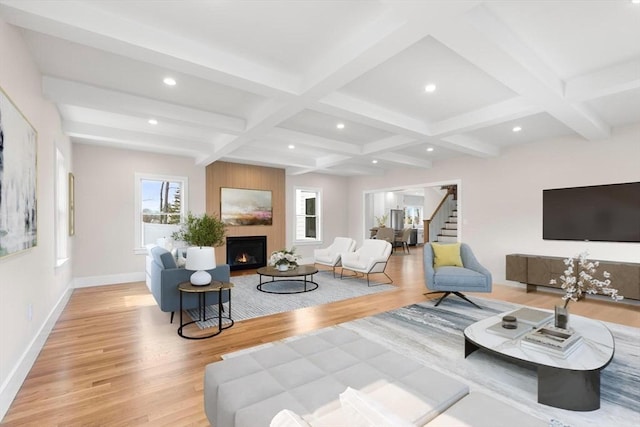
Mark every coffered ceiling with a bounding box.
[1,0,639,176]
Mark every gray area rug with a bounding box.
[188,270,395,328]
[224,296,640,427]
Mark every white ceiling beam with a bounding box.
[302,1,480,96]
[334,164,385,176]
[362,135,418,155]
[266,128,361,155]
[430,97,542,137]
[0,0,298,97]
[434,5,610,141]
[222,150,316,170]
[316,93,430,137]
[286,164,381,177]
[57,104,228,143]
[196,103,307,165]
[466,4,564,96]
[186,2,483,168]
[316,154,356,169]
[43,77,245,134]
[440,135,500,158]
[65,122,211,158]
[316,95,504,158]
[382,153,433,169]
[564,59,640,102]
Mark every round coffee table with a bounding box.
[256,265,319,294]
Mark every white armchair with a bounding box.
[340,239,393,286]
[313,237,356,277]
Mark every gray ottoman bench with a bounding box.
[204,327,547,427]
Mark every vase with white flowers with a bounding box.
[549,251,623,328]
[269,247,302,271]
[550,251,624,307]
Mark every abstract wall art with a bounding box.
[221,188,272,226]
[0,87,38,258]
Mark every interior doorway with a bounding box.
[363,179,461,245]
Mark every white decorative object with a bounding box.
[269,409,311,427]
[185,246,216,285]
[269,247,301,270]
[339,387,413,427]
[549,251,623,307]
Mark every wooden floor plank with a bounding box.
[2,246,638,425]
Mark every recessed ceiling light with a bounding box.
[426,147,434,152]
[148,119,158,125]
[512,126,522,132]
[288,144,295,149]
[424,84,437,93]
[632,0,640,4]
[336,123,345,129]
[372,159,378,164]
[163,77,176,86]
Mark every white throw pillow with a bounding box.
[339,387,414,427]
[270,409,312,427]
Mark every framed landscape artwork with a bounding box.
[0,87,38,258]
[221,188,272,226]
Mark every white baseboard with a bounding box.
[73,272,145,288]
[0,284,74,422]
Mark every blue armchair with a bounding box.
[423,243,492,308]
[149,246,230,322]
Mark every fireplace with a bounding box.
[226,236,267,271]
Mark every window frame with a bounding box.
[134,173,188,254]
[293,186,322,245]
[54,147,69,266]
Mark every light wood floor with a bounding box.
[3,246,638,425]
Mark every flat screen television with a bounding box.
[543,182,640,243]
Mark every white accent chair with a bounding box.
[341,239,393,286]
[313,237,356,277]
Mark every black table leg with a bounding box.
[464,337,479,358]
[538,366,601,411]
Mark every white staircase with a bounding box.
[437,207,458,243]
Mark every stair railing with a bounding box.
[423,193,456,243]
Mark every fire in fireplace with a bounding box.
[226,236,267,271]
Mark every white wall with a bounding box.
[348,124,640,283]
[286,173,349,262]
[0,19,73,420]
[72,144,206,286]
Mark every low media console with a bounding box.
[506,254,640,301]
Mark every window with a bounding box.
[134,173,187,253]
[55,148,68,265]
[295,188,321,242]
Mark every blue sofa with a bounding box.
[423,243,492,308]
[149,246,230,322]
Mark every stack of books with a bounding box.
[521,324,583,358]
[485,307,554,339]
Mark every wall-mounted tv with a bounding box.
[542,182,640,243]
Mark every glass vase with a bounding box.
[554,305,569,329]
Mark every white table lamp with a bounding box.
[185,247,216,286]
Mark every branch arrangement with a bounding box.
[550,251,624,307]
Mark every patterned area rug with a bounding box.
[187,270,395,328]
[223,296,640,427]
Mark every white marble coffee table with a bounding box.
[464,309,614,411]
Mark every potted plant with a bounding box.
[375,213,388,227]
[172,212,226,248]
[172,212,226,285]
